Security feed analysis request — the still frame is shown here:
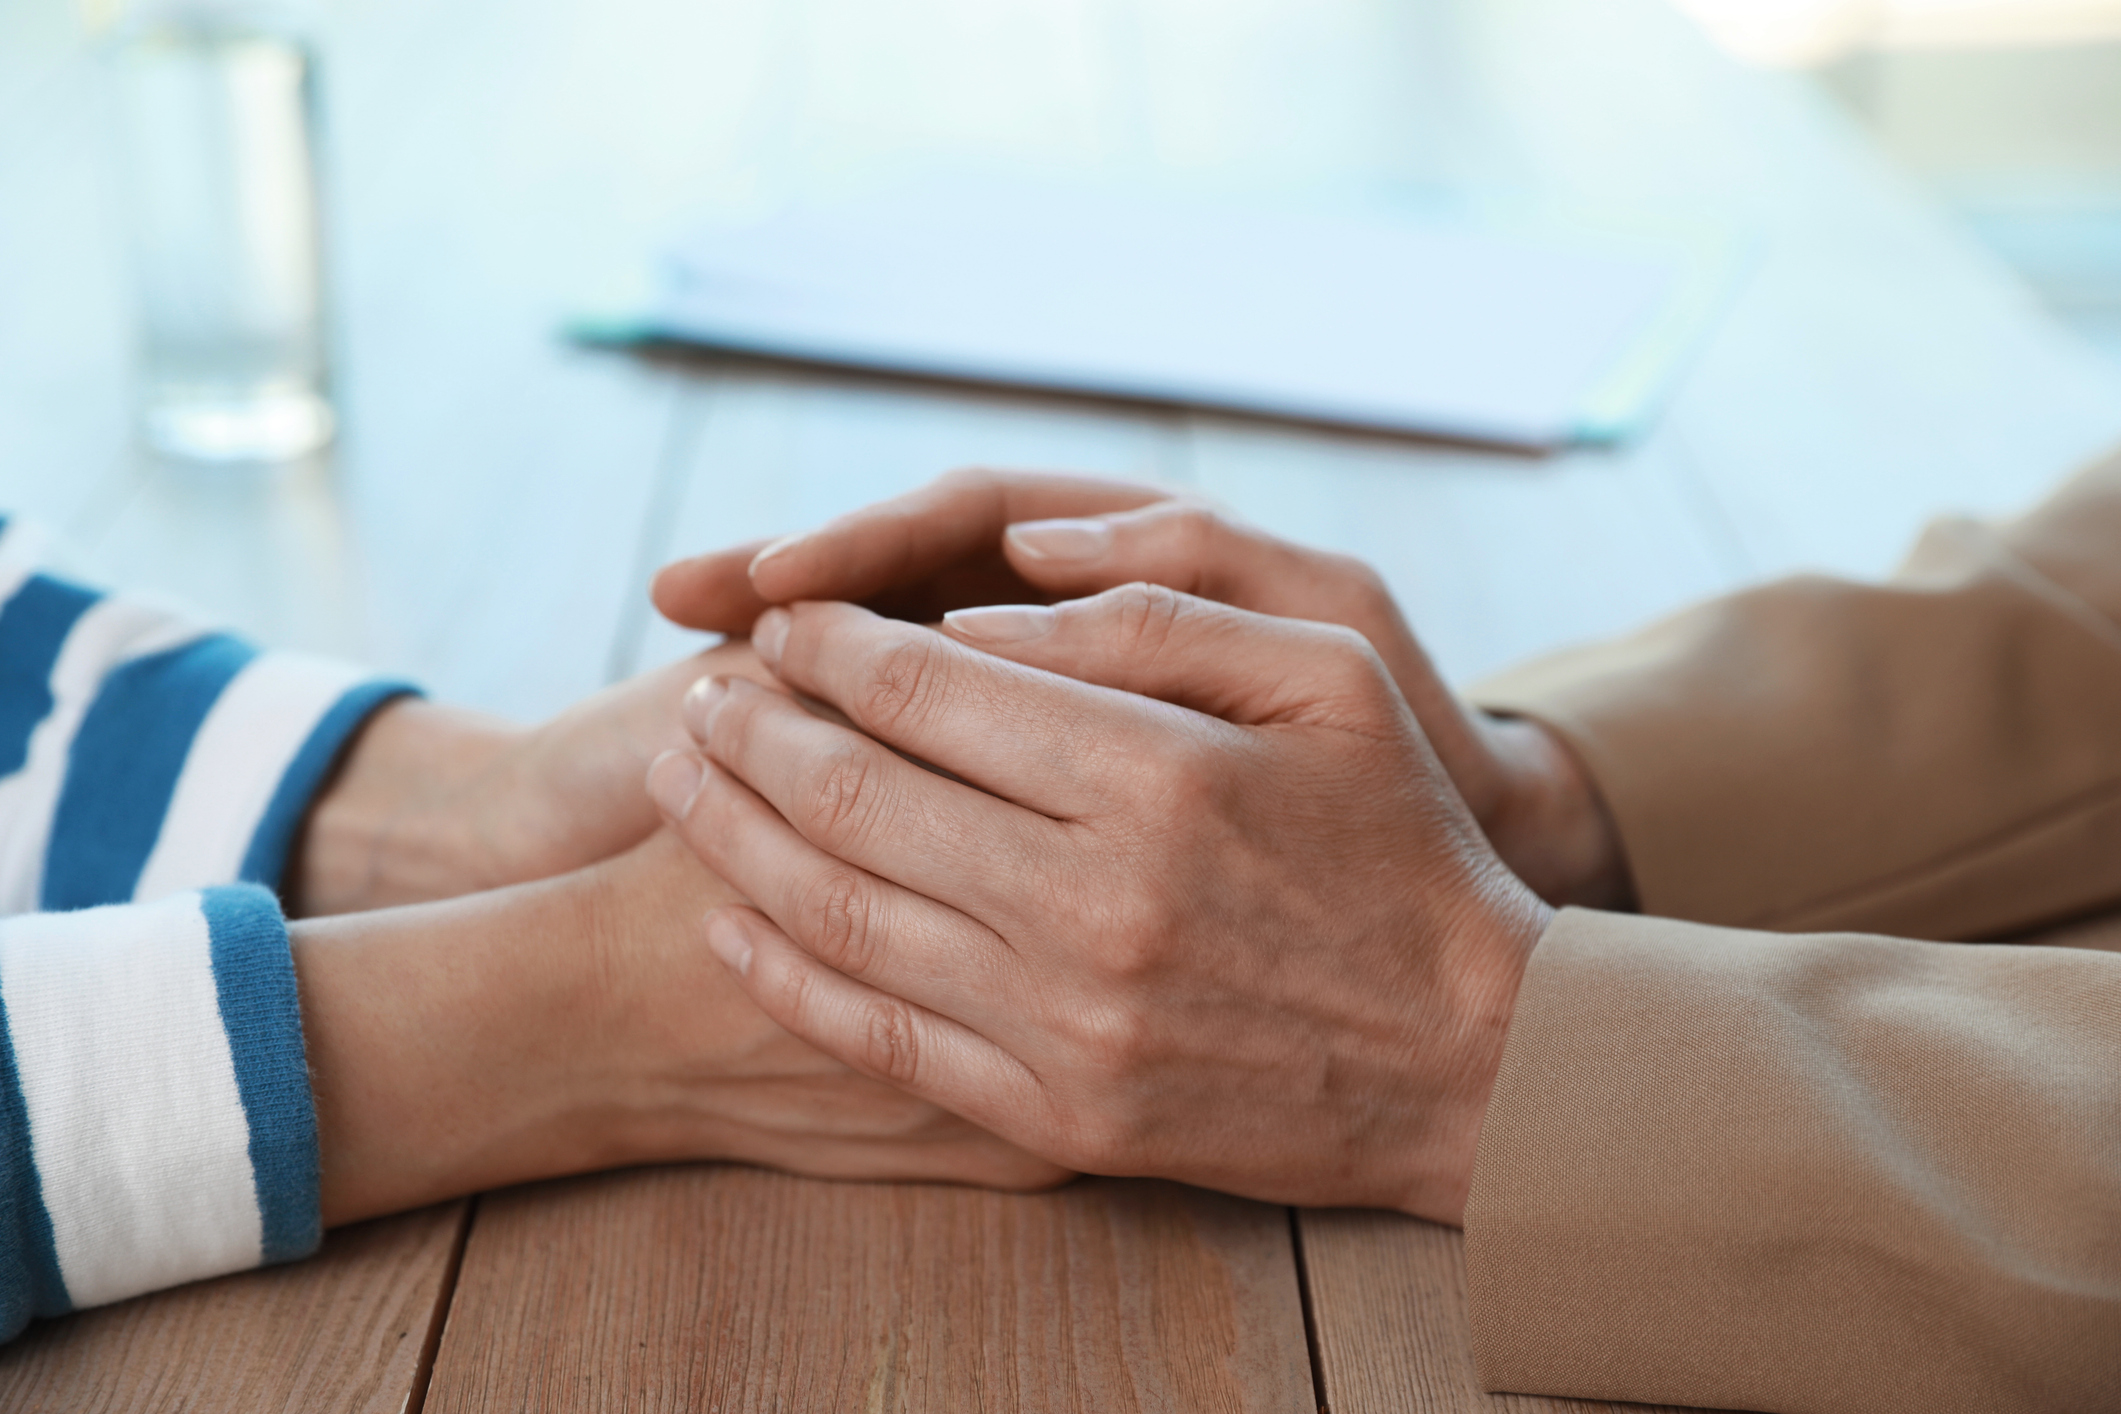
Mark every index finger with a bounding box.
[754,600,1224,820]
[653,468,1171,631]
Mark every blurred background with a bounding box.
[3,0,2118,722]
[1788,0,2121,359]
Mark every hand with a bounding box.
[647,588,1556,1224]
[650,468,1168,630]
[289,642,780,916]
[652,468,1632,908]
[295,829,1067,1225]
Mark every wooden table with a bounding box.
[2,0,2118,1408]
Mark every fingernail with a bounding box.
[647,749,706,818]
[752,606,792,666]
[1007,518,1113,563]
[681,676,728,741]
[705,910,755,977]
[748,533,802,577]
[943,604,1057,642]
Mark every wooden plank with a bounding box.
[426,1168,1314,1414]
[1183,422,1751,689]
[0,1199,468,1414]
[311,0,696,717]
[1298,1210,1705,1414]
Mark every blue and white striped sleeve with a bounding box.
[0,519,418,1340]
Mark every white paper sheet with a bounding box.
[646,182,1735,449]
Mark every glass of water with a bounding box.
[114,3,333,463]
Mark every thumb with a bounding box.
[940,583,1406,735]
[651,538,777,633]
[652,470,1169,632]
[746,469,1168,609]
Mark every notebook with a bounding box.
[612,180,1738,450]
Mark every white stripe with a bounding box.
[0,893,262,1308]
[132,654,368,903]
[0,598,204,917]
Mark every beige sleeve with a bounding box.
[1459,448,2121,1407]
[1473,446,2121,940]
[1465,909,2121,1414]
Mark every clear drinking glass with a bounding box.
[114,5,333,462]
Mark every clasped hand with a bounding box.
[650,521,1557,1222]
[291,642,1061,1226]
[303,468,1617,1230]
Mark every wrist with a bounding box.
[297,861,653,1225]
[288,698,526,916]
[1476,715,1636,912]
[1397,872,1551,1225]
[299,829,1050,1225]
[301,829,791,1224]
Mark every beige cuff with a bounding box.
[1463,908,2121,1414]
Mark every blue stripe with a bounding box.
[200,886,319,1266]
[0,988,71,1338]
[0,576,103,780]
[239,681,420,894]
[42,634,259,911]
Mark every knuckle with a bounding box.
[1301,634,1406,735]
[1314,621,1390,693]
[1142,500,1237,594]
[1316,618,1375,659]
[796,739,885,847]
[1101,897,1179,983]
[700,687,760,768]
[802,868,881,976]
[1076,867,1184,984]
[1107,581,1187,657]
[1073,997,1155,1071]
[1324,550,1391,603]
[1167,502,1222,556]
[856,997,922,1087]
[1128,730,1219,814]
[856,630,944,735]
[1328,556,1405,637]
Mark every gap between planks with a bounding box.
[0,1199,470,1414]
[1296,1209,1713,1414]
